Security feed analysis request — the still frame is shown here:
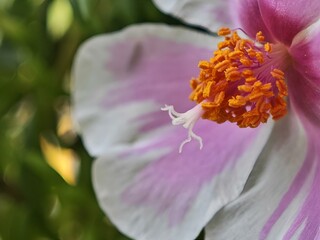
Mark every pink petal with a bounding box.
[288,23,320,126]
[277,122,320,240]
[72,24,217,156]
[152,0,235,32]
[261,112,320,240]
[233,0,274,41]
[205,113,312,240]
[93,120,273,240]
[258,0,320,45]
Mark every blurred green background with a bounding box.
[0,0,205,239]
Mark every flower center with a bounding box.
[162,28,289,151]
[192,28,288,128]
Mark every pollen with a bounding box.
[189,27,288,128]
[218,27,231,36]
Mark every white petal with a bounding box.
[205,112,314,240]
[152,0,235,32]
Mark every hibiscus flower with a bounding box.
[72,0,320,239]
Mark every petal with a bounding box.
[289,22,320,126]
[258,0,320,45]
[93,120,273,240]
[152,0,235,32]
[72,24,217,156]
[152,0,274,41]
[205,112,314,240]
[233,0,274,41]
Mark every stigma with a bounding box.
[161,104,204,153]
[162,27,288,151]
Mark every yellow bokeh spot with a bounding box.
[47,0,73,39]
[40,136,79,185]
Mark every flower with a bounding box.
[72,0,320,239]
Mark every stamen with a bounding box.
[186,27,288,129]
[163,27,289,152]
[264,42,272,52]
[218,27,231,36]
[256,31,265,42]
[161,104,204,153]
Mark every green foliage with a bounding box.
[0,0,204,239]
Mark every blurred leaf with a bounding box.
[76,0,90,20]
[0,11,29,43]
[0,0,195,239]
[0,0,14,10]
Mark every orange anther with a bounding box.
[198,61,211,69]
[257,101,271,112]
[228,50,244,59]
[225,67,241,81]
[190,78,198,90]
[260,83,272,91]
[214,59,231,72]
[212,54,226,64]
[247,49,257,58]
[203,81,214,98]
[240,57,252,66]
[245,76,257,82]
[218,41,230,49]
[228,96,247,107]
[238,84,253,92]
[242,69,254,77]
[255,52,264,63]
[271,69,285,80]
[218,27,231,36]
[264,43,272,52]
[237,39,253,50]
[202,101,219,109]
[231,32,241,44]
[187,29,287,129]
[214,91,225,105]
[270,100,287,120]
[248,92,265,101]
[256,31,265,42]
[276,79,288,97]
